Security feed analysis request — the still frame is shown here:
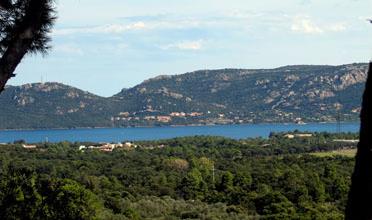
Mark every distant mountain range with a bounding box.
[0,63,367,130]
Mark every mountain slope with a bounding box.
[0,83,114,129]
[112,63,367,124]
[0,63,368,129]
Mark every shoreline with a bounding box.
[0,120,360,132]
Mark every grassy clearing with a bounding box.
[310,149,357,158]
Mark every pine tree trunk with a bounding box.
[346,62,372,219]
[0,38,31,92]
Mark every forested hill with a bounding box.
[0,83,115,129]
[0,63,368,129]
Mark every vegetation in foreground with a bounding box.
[0,132,358,219]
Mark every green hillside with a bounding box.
[0,63,367,129]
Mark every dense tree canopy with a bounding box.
[0,133,359,219]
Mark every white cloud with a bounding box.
[99,22,146,33]
[161,40,204,50]
[327,23,347,32]
[117,43,129,50]
[291,16,348,34]
[146,18,202,29]
[55,44,84,55]
[291,17,323,34]
[52,19,206,36]
[53,22,146,36]
[52,13,253,37]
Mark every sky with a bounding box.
[8,0,372,97]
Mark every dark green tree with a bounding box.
[346,62,372,219]
[0,167,41,220]
[0,0,55,92]
[179,168,206,200]
[219,171,234,193]
[38,178,103,220]
[255,191,296,218]
[0,166,103,220]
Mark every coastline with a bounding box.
[0,120,360,132]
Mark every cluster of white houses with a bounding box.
[112,112,204,123]
[283,133,313,139]
[21,143,138,152]
[283,134,359,144]
[79,142,138,152]
[22,144,37,149]
[170,112,204,117]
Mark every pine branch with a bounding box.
[0,0,55,92]
[0,0,12,10]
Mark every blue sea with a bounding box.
[0,122,360,143]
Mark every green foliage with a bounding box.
[0,167,42,220]
[218,171,234,193]
[40,179,103,220]
[0,135,357,219]
[0,168,103,220]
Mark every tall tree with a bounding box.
[346,62,372,219]
[0,0,55,93]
